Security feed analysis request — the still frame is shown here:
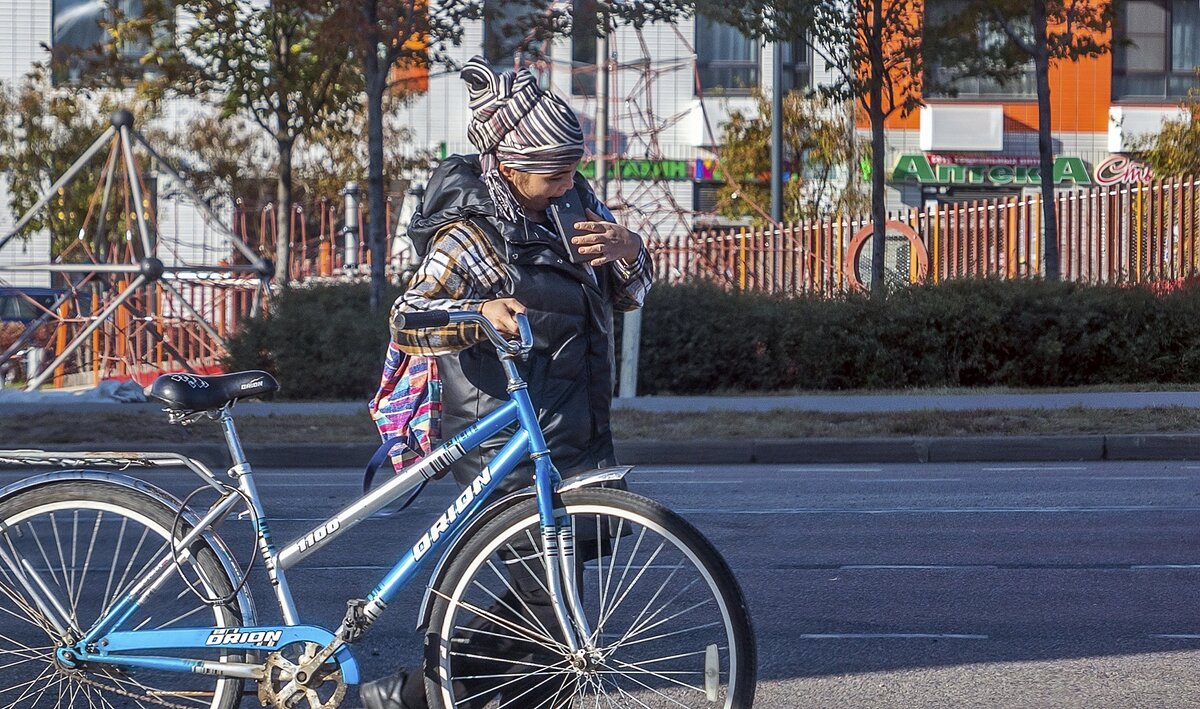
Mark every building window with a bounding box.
[695,16,759,94]
[483,0,536,71]
[1113,0,1200,101]
[779,36,810,94]
[924,2,1037,99]
[52,0,161,85]
[571,0,598,96]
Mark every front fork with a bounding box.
[542,515,595,654]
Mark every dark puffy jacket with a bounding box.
[408,155,619,492]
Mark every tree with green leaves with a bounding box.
[717,90,869,225]
[346,0,692,311]
[149,0,363,283]
[1134,76,1200,178]
[696,0,966,295]
[955,0,1115,279]
[0,68,156,263]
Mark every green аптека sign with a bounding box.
[579,159,690,181]
[891,154,1093,186]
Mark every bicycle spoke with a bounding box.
[449,648,566,673]
[482,552,558,641]
[453,657,570,706]
[452,622,558,651]
[611,597,715,652]
[432,587,564,652]
[71,512,104,616]
[600,557,692,648]
[599,663,695,709]
[491,662,572,708]
[613,619,723,652]
[1,659,59,708]
[110,526,154,617]
[101,517,127,614]
[599,517,627,630]
[611,681,656,709]
[0,581,58,635]
[596,540,667,638]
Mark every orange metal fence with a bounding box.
[233,192,409,279]
[650,176,1200,295]
[20,279,262,389]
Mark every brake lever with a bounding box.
[515,313,533,360]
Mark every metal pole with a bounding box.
[131,131,269,271]
[120,126,156,258]
[26,275,147,391]
[92,142,119,264]
[599,28,639,399]
[343,182,361,270]
[0,126,116,254]
[158,280,226,350]
[771,41,784,223]
[595,32,609,202]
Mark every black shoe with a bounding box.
[359,669,428,709]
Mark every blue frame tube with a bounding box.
[363,428,531,613]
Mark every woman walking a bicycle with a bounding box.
[362,56,652,709]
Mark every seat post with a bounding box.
[218,409,250,470]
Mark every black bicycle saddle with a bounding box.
[149,370,279,411]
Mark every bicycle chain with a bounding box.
[64,669,200,709]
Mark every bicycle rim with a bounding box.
[0,480,245,708]
[428,488,756,709]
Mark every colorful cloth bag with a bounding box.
[368,341,442,473]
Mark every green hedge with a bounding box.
[636,279,1200,394]
[223,283,400,400]
[225,279,1200,399]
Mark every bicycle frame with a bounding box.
[18,313,600,686]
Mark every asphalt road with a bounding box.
[4,460,1200,707]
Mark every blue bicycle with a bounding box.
[0,311,755,708]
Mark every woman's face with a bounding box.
[499,163,580,213]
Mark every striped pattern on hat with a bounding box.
[460,56,585,174]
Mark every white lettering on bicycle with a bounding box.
[297,520,341,553]
[170,374,208,389]
[204,628,283,647]
[412,466,493,562]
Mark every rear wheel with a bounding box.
[426,488,756,708]
[0,479,245,708]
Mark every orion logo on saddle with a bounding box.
[412,466,494,561]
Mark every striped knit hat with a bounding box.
[461,56,585,174]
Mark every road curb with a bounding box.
[6,435,1200,470]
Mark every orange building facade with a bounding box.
[874,0,1197,211]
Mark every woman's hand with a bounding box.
[480,297,527,337]
[571,209,643,267]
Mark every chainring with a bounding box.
[257,642,347,709]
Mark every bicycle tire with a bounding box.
[0,479,245,709]
[424,487,756,708]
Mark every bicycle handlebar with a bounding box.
[396,309,533,357]
[394,310,450,330]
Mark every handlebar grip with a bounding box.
[396,310,451,330]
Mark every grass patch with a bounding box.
[3,405,1200,446]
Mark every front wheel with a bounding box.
[425,488,756,708]
[0,479,246,708]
